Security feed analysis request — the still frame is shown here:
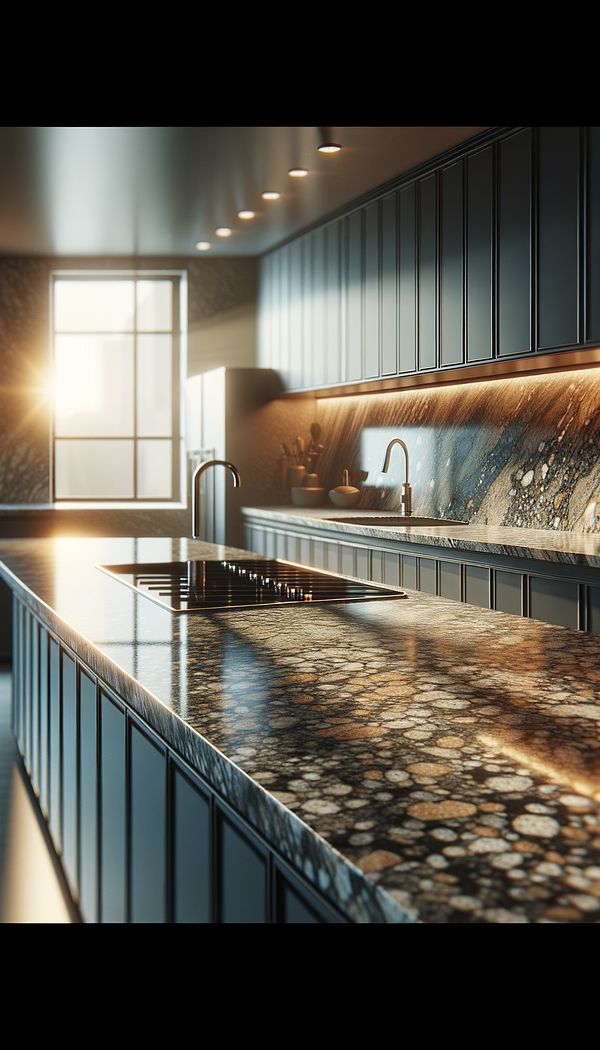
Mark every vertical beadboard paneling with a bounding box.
[381,193,398,376]
[364,201,380,379]
[346,210,363,382]
[325,222,341,384]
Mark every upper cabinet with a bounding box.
[258,127,600,393]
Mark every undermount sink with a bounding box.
[329,516,467,527]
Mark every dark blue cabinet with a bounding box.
[100,690,126,923]
[12,601,350,924]
[79,669,98,923]
[440,160,464,367]
[466,146,494,361]
[172,764,211,923]
[61,651,78,894]
[498,129,532,357]
[48,638,61,848]
[537,127,580,350]
[418,174,437,371]
[130,723,167,923]
[218,809,268,923]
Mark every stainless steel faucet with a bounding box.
[191,459,241,539]
[381,438,412,516]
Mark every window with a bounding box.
[51,272,185,501]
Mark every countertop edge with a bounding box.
[241,507,600,567]
[0,558,414,925]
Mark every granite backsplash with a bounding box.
[262,368,600,532]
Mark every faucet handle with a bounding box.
[401,482,413,516]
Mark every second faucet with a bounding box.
[381,438,412,516]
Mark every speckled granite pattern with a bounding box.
[243,507,600,568]
[304,369,600,532]
[2,536,600,923]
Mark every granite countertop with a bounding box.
[1,535,600,924]
[242,506,600,567]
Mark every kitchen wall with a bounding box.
[0,255,257,515]
[250,367,600,532]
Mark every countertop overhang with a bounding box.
[1,536,600,924]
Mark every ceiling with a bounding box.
[0,126,487,257]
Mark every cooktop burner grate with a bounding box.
[98,558,407,613]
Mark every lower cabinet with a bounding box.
[11,598,348,924]
[245,519,592,633]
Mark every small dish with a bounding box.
[291,487,325,507]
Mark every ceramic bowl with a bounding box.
[291,487,325,508]
[328,489,361,508]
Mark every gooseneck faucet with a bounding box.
[381,438,412,516]
[192,459,242,539]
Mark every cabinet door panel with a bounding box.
[401,555,418,590]
[370,549,383,583]
[301,237,312,388]
[173,766,211,923]
[399,184,417,374]
[299,537,312,567]
[419,558,437,594]
[100,691,126,923]
[30,618,40,792]
[528,576,579,630]
[355,547,370,581]
[494,570,523,616]
[340,543,356,578]
[538,126,580,349]
[325,222,342,384]
[23,610,31,771]
[274,864,346,924]
[275,529,287,559]
[364,201,380,378]
[79,670,98,923]
[467,146,494,361]
[279,248,291,386]
[61,651,78,893]
[498,130,532,356]
[346,211,363,381]
[464,565,491,609]
[130,723,167,923]
[312,228,326,387]
[48,638,61,848]
[289,239,303,387]
[39,627,49,812]
[439,560,461,601]
[418,174,437,370]
[381,194,398,376]
[588,586,600,634]
[218,812,268,923]
[383,551,401,587]
[587,127,600,341]
[440,161,464,366]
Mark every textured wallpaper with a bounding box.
[309,369,600,532]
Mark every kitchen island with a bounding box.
[1,536,600,923]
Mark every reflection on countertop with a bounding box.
[1,535,600,923]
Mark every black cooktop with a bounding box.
[98,558,407,613]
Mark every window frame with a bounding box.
[50,270,186,504]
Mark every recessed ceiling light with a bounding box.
[288,168,308,178]
[238,210,256,220]
[215,227,232,238]
[318,142,342,154]
[195,241,211,251]
[262,191,280,201]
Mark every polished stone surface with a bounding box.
[310,370,600,531]
[2,536,600,924]
[243,507,600,567]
